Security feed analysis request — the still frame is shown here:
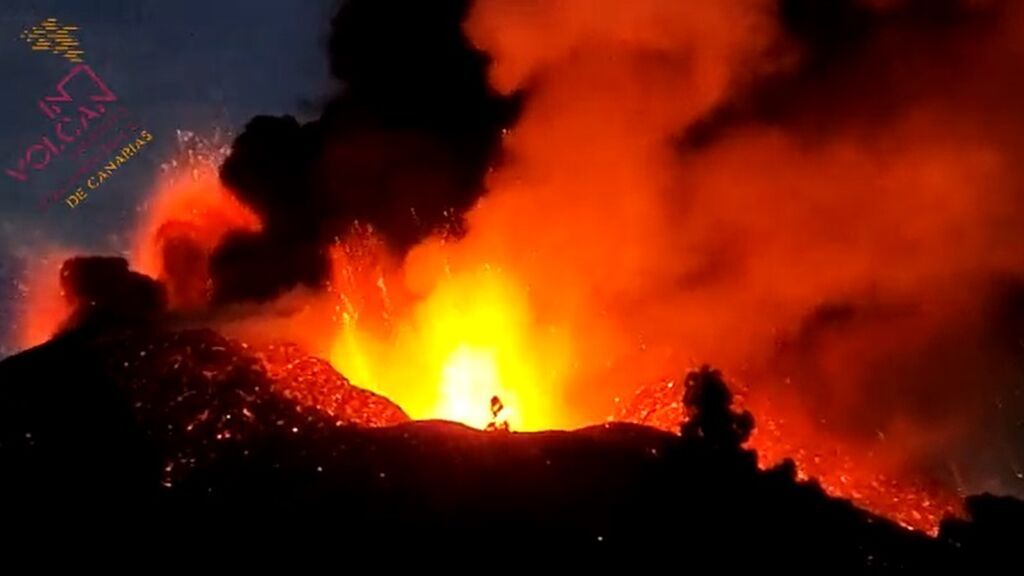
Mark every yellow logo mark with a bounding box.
[20,17,84,63]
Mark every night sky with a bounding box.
[0,0,335,251]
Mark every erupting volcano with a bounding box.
[3,0,1024,567]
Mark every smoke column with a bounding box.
[139,0,1024,496]
[446,0,1024,494]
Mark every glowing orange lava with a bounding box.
[326,232,572,431]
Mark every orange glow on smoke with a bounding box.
[321,226,960,532]
[16,0,1004,536]
[15,248,74,350]
[309,0,990,533]
[327,232,572,430]
[131,170,261,309]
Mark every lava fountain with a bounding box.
[326,230,572,431]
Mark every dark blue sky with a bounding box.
[0,0,336,252]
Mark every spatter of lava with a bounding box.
[98,329,408,487]
[94,324,962,534]
[256,341,408,427]
[616,378,963,535]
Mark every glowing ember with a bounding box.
[617,377,964,534]
[104,328,407,430]
[258,341,408,427]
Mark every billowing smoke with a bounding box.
[210,0,519,303]
[58,256,166,332]
[447,0,1024,494]
[131,0,1024,497]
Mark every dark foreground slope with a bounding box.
[0,328,1020,569]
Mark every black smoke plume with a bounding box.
[214,0,520,303]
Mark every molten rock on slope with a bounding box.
[102,329,407,427]
[95,329,408,486]
[256,341,408,427]
[617,378,963,534]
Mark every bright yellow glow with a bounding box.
[438,346,513,428]
[329,265,571,431]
